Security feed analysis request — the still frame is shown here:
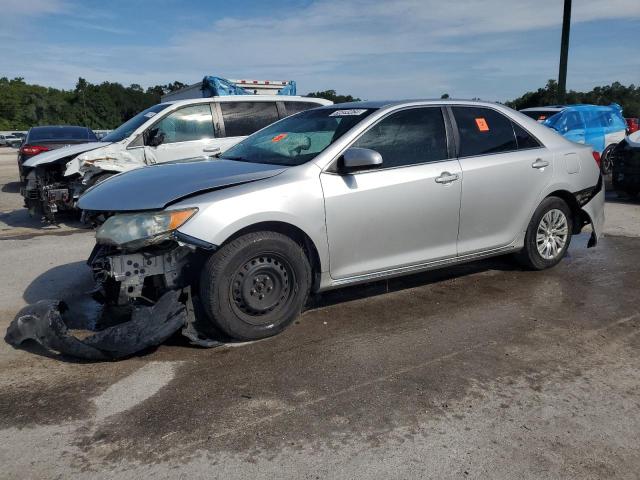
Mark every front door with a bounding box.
[145,104,218,163]
[320,106,461,280]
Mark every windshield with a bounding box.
[220,107,376,166]
[101,103,171,143]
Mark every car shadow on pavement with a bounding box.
[605,190,640,205]
[1,181,20,193]
[0,208,86,234]
[311,255,520,309]
[8,254,522,362]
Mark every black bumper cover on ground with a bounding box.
[4,290,221,360]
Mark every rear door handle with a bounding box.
[435,172,459,184]
[532,159,549,169]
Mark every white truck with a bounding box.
[20,77,331,220]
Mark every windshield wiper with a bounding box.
[220,156,250,162]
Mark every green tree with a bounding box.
[306,89,361,104]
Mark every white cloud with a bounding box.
[1,0,639,100]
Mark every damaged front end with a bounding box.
[21,163,83,221]
[6,209,222,360]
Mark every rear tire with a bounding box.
[199,231,311,341]
[517,197,573,270]
[600,144,615,175]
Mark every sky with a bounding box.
[1,0,639,102]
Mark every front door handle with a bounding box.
[532,159,549,169]
[435,172,459,184]
[203,146,221,154]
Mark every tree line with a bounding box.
[0,77,638,131]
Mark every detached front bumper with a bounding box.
[6,240,222,360]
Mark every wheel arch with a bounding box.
[544,189,589,234]
[220,221,324,291]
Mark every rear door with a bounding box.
[451,106,552,255]
[145,104,217,163]
[216,101,280,152]
[320,106,461,279]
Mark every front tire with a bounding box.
[517,197,573,270]
[199,231,311,341]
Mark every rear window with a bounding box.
[452,107,517,157]
[28,126,96,142]
[221,101,280,137]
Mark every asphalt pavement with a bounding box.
[0,147,639,479]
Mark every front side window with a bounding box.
[452,107,517,157]
[221,102,280,137]
[149,104,214,144]
[353,107,448,168]
[220,107,376,166]
[102,103,171,143]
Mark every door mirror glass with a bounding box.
[340,147,383,173]
[146,128,166,147]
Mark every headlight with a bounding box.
[96,208,197,247]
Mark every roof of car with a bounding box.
[164,95,332,107]
[317,99,510,110]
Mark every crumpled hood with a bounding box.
[22,142,108,167]
[78,159,286,211]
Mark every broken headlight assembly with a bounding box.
[96,208,197,249]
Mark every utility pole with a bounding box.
[557,0,571,104]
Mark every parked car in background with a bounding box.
[625,117,639,134]
[611,131,640,198]
[520,104,627,174]
[0,134,22,148]
[18,126,97,181]
[21,80,331,221]
[77,100,604,343]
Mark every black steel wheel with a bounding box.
[200,231,311,340]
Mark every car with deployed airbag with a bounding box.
[73,100,604,343]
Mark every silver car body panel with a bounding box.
[78,158,286,211]
[82,100,604,292]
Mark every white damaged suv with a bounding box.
[20,95,330,220]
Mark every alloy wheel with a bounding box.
[536,209,569,260]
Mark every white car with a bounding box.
[0,134,22,148]
[20,95,331,220]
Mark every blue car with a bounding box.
[521,104,627,173]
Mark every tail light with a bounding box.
[592,151,601,168]
[20,145,50,156]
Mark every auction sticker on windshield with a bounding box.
[330,109,368,116]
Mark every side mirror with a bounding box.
[146,129,166,147]
[340,147,383,173]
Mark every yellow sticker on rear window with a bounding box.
[271,133,288,143]
[475,118,489,131]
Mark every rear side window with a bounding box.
[221,102,279,137]
[354,107,448,168]
[511,122,541,150]
[151,104,214,144]
[283,101,322,117]
[452,107,517,157]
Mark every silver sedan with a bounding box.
[79,100,605,341]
